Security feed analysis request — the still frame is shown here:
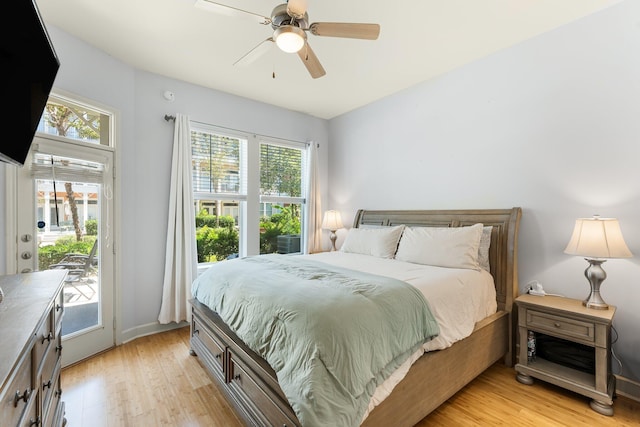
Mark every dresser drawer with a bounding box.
[42,364,62,427]
[0,350,34,427]
[17,389,38,427]
[53,290,64,334]
[33,310,55,371]
[40,343,62,419]
[526,309,595,343]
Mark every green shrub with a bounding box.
[259,205,301,254]
[196,226,239,262]
[194,205,301,259]
[195,212,235,229]
[259,221,281,254]
[85,219,98,236]
[38,236,96,271]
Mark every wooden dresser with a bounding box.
[0,270,67,427]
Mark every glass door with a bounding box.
[16,135,115,366]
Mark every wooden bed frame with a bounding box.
[189,207,522,427]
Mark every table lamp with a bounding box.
[564,215,632,310]
[322,210,343,251]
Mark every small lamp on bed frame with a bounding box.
[564,215,632,310]
[322,210,344,252]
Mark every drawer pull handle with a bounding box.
[215,353,222,359]
[29,416,41,427]
[14,388,31,407]
[193,329,200,335]
[56,303,63,312]
[42,331,53,343]
[43,380,52,390]
[554,322,561,328]
[234,374,241,381]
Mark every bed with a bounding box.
[189,207,522,427]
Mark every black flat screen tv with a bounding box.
[0,1,60,167]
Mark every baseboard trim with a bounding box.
[121,320,189,344]
[615,374,640,402]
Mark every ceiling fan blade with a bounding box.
[309,22,380,40]
[194,0,271,25]
[233,38,274,67]
[297,43,326,79]
[286,0,308,19]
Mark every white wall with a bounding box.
[0,26,329,339]
[128,73,329,333]
[328,0,640,382]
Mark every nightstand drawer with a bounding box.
[526,309,595,343]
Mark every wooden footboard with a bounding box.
[361,310,509,426]
[190,298,299,426]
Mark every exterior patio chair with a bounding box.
[49,239,98,300]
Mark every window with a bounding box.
[191,124,307,263]
[191,127,246,262]
[259,140,305,255]
[37,94,113,147]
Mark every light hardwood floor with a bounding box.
[62,326,640,426]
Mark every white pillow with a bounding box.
[478,226,493,272]
[340,225,405,259]
[395,223,484,270]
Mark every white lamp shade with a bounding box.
[322,210,343,231]
[564,216,632,259]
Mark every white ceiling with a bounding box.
[37,0,620,119]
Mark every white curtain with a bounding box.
[159,114,198,324]
[304,142,323,254]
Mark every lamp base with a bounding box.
[329,230,337,252]
[583,258,609,310]
[583,299,609,310]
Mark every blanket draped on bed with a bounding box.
[191,254,439,427]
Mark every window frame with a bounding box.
[39,91,116,148]
[190,123,308,261]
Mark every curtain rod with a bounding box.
[163,113,316,147]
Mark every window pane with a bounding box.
[192,131,245,195]
[36,177,100,335]
[260,203,302,255]
[260,143,302,197]
[195,198,240,262]
[38,97,110,146]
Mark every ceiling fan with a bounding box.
[194,0,380,79]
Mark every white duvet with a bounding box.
[299,251,497,421]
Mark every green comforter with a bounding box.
[191,254,439,427]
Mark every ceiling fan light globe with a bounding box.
[274,26,306,53]
[286,0,308,19]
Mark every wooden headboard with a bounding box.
[352,208,522,315]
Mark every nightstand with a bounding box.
[514,294,616,416]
